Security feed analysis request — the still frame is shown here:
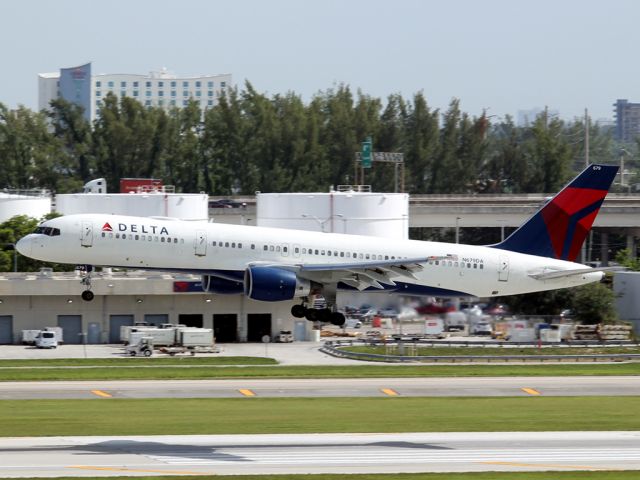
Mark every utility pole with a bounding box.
[584,108,590,167]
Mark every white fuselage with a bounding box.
[16,214,602,298]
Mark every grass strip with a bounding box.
[0,356,276,367]
[4,396,640,436]
[343,346,640,356]
[10,474,639,480]
[0,363,640,381]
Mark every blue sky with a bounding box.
[2,0,638,120]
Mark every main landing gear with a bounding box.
[291,303,345,326]
[78,265,94,302]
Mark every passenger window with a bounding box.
[167,237,171,243]
[302,248,306,254]
[473,263,477,269]
[321,250,325,255]
[251,244,255,250]
[467,263,471,268]
[480,264,483,269]
[109,233,113,238]
[263,245,268,251]
[135,235,139,240]
[122,234,126,240]
[154,236,158,242]
[238,243,242,248]
[340,252,344,257]
[225,242,230,248]
[315,249,319,255]
[353,253,357,258]
[276,246,281,252]
[232,242,236,248]
[161,237,165,243]
[116,233,120,239]
[213,241,217,246]
[283,246,288,253]
[101,232,105,238]
[359,254,363,259]
[174,238,178,244]
[270,245,274,252]
[328,251,332,256]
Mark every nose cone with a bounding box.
[15,236,32,257]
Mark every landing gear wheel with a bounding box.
[305,309,318,322]
[81,290,94,302]
[318,308,332,323]
[291,304,306,318]
[330,312,346,326]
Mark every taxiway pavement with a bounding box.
[0,376,638,399]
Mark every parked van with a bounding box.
[35,331,58,349]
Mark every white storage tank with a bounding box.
[55,192,208,220]
[0,190,51,223]
[614,271,640,333]
[256,190,409,239]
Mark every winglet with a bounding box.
[492,164,618,260]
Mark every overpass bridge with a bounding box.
[209,193,640,258]
[210,193,640,229]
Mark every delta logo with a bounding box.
[103,222,170,235]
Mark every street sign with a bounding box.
[361,139,372,168]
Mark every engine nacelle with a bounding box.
[201,275,244,295]
[244,266,311,302]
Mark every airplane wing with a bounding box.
[250,255,453,291]
[528,266,625,280]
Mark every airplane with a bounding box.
[16,164,618,326]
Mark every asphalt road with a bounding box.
[0,376,639,399]
[2,432,639,477]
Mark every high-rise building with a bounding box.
[38,63,232,121]
[613,99,640,143]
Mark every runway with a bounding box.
[1,432,639,477]
[0,376,638,399]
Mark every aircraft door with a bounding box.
[81,221,93,247]
[498,255,510,282]
[195,230,207,256]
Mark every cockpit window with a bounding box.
[34,226,60,236]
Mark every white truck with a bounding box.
[35,331,58,349]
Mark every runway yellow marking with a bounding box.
[482,461,615,471]
[381,388,399,396]
[521,387,541,396]
[90,390,112,398]
[69,465,203,474]
[239,389,256,397]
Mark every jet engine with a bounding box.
[244,266,311,302]
[201,275,244,295]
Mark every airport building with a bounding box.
[38,63,232,121]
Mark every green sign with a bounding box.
[361,138,372,168]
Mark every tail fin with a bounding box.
[492,164,618,260]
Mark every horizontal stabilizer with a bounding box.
[529,266,625,280]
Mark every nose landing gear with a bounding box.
[78,265,94,302]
